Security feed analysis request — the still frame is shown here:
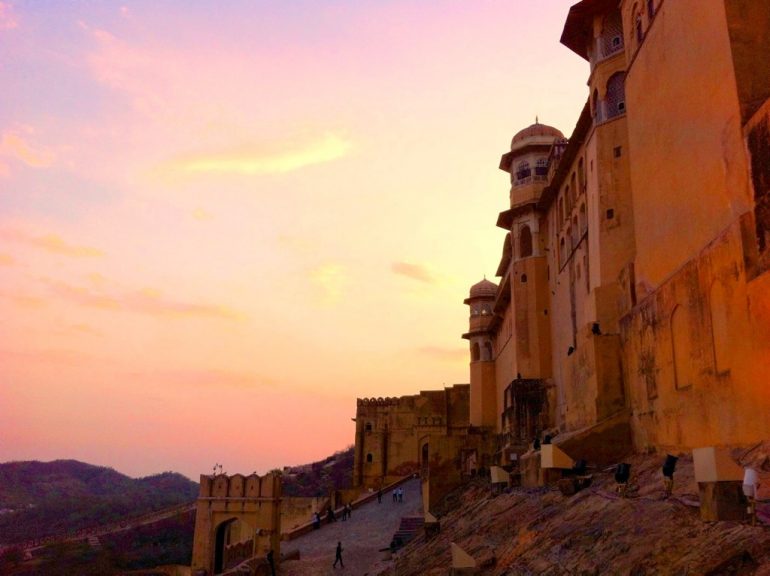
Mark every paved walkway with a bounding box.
[280,478,422,576]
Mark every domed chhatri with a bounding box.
[469,278,498,299]
[510,121,565,153]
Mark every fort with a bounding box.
[190,0,770,573]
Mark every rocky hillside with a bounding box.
[0,460,198,544]
[375,450,770,575]
[281,446,354,497]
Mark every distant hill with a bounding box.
[0,460,198,545]
[281,446,354,497]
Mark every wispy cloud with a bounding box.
[40,278,239,320]
[391,261,437,284]
[0,290,46,309]
[0,2,18,30]
[167,133,352,176]
[1,229,103,257]
[311,263,346,305]
[0,127,55,168]
[123,288,239,319]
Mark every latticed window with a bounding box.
[600,10,624,58]
[534,158,549,180]
[515,161,531,184]
[606,72,626,119]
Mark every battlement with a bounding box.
[198,472,281,500]
[357,396,401,407]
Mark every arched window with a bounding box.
[559,197,565,223]
[671,305,693,389]
[578,158,585,193]
[366,453,373,463]
[710,281,730,373]
[600,10,624,57]
[483,341,493,361]
[579,203,587,236]
[422,443,429,465]
[519,225,533,258]
[570,173,577,205]
[567,226,573,250]
[635,11,643,44]
[565,186,572,212]
[647,0,655,20]
[471,342,480,362]
[606,72,626,119]
[515,161,531,184]
[592,88,601,122]
[559,236,565,267]
[535,158,548,180]
[571,216,579,246]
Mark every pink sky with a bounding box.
[0,1,587,479]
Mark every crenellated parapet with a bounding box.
[198,471,281,500]
[356,396,402,407]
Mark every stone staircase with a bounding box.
[390,515,424,550]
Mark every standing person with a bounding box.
[392,489,397,503]
[266,549,276,576]
[313,511,321,530]
[377,488,382,503]
[398,487,403,503]
[333,541,344,568]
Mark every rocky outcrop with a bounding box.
[375,452,770,575]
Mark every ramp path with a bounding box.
[280,478,422,575]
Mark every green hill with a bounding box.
[0,460,198,545]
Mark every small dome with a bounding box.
[469,278,498,299]
[510,122,564,150]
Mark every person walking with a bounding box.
[333,541,344,568]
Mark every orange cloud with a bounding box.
[0,253,14,266]
[391,261,437,284]
[311,263,346,305]
[39,278,239,320]
[167,133,352,176]
[41,278,120,310]
[0,2,18,30]
[123,288,239,319]
[1,229,104,257]
[0,127,54,168]
[0,290,46,309]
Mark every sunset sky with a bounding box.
[0,1,588,479]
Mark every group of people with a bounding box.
[376,485,406,503]
[312,502,354,530]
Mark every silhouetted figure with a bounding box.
[327,508,336,523]
[267,549,276,576]
[398,487,403,502]
[333,541,344,568]
[392,490,397,503]
[346,503,352,518]
[313,512,321,529]
[377,489,382,503]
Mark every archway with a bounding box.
[214,518,253,574]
